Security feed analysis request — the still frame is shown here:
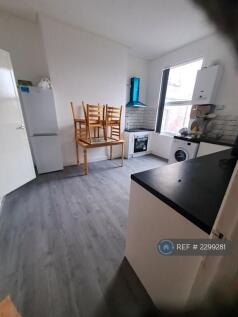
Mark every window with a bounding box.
[156,59,203,135]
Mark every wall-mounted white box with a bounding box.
[192,65,222,105]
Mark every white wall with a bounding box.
[0,11,49,84]
[147,34,238,159]
[39,15,128,165]
[0,12,148,166]
[6,12,235,164]
[127,54,148,103]
[125,54,149,130]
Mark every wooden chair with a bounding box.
[83,101,106,143]
[71,102,124,171]
[105,105,122,141]
[104,105,123,160]
[70,101,88,164]
[70,101,87,140]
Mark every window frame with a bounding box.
[155,68,170,133]
[156,58,203,134]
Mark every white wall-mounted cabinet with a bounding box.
[192,65,222,105]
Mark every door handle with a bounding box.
[16,124,25,130]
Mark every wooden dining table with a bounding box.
[76,138,124,175]
[72,115,124,175]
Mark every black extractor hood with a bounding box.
[126,77,146,107]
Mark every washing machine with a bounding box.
[169,138,199,164]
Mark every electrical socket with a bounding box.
[216,105,225,110]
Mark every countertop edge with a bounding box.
[174,135,233,147]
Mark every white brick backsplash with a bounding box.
[125,106,157,130]
[205,114,238,144]
[126,106,238,144]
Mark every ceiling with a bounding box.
[0,0,214,60]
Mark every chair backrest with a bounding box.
[105,105,122,123]
[82,101,87,121]
[87,103,104,125]
[70,101,76,120]
[105,105,122,140]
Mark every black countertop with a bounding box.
[125,128,154,132]
[174,135,234,147]
[131,150,236,234]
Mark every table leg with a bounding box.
[76,142,79,165]
[121,143,124,166]
[83,148,88,175]
[104,126,107,140]
[110,145,112,160]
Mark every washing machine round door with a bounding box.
[174,148,189,162]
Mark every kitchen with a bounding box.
[125,74,234,165]
[13,56,236,176]
[1,1,238,316]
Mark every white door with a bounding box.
[189,160,238,303]
[0,49,35,197]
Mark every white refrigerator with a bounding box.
[19,86,63,174]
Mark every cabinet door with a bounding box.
[126,181,208,307]
[189,162,238,303]
[124,133,134,158]
[192,65,221,105]
[147,132,152,152]
[197,142,231,157]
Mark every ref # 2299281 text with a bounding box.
[157,239,231,256]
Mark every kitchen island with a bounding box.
[125,150,236,308]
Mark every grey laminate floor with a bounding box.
[0,155,166,317]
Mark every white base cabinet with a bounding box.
[125,181,208,308]
[197,142,231,157]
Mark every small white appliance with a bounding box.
[192,64,222,105]
[169,138,199,164]
[19,86,63,174]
